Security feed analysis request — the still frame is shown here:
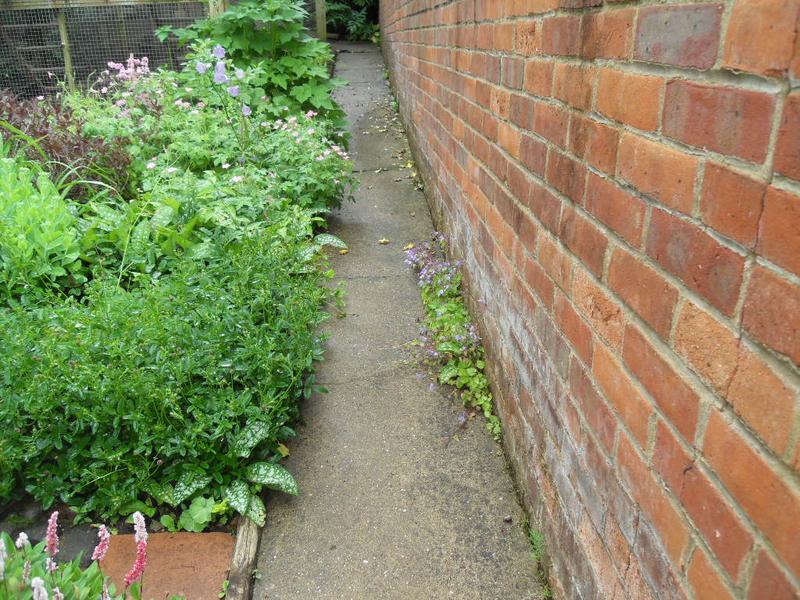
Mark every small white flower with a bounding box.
[146,161,156,170]
[222,163,231,169]
[15,532,29,549]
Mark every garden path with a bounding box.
[252,43,542,600]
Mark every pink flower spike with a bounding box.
[123,539,147,588]
[92,525,111,562]
[31,577,48,600]
[132,512,148,544]
[45,512,59,558]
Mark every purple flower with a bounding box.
[213,62,228,84]
[226,85,240,97]
[241,105,252,116]
[212,44,226,59]
[195,61,210,74]
[235,68,245,80]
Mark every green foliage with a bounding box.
[526,524,552,598]
[327,2,379,42]
[0,1,353,529]
[160,0,346,125]
[0,156,85,303]
[406,235,502,438]
[0,532,124,600]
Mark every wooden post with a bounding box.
[207,0,227,17]
[315,0,326,41]
[55,8,74,92]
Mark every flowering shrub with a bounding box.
[406,234,501,437]
[0,511,155,600]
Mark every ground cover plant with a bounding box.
[0,0,352,531]
[405,234,501,437]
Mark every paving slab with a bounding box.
[252,42,543,600]
[101,532,234,599]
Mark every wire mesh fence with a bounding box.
[0,1,208,98]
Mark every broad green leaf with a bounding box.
[314,233,347,249]
[245,494,266,526]
[231,421,271,458]
[224,480,251,516]
[245,462,298,495]
[173,471,212,505]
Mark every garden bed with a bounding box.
[0,1,353,597]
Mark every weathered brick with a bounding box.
[757,186,800,277]
[520,132,548,176]
[635,4,723,69]
[700,163,766,249]
[532,102,568,147]
[623,325,700,441]
[546,149,587,203]
[775,93,800,181]
[557,297,594,366]
[568,114,619,176]
[523,59,554,96]
[559,206,608,277]
[608,248,679,338]
[704,410,800,574]
[663,81,776,163]
[593,344,652,448]
[596,68,664,131]
[572,267,625,350]
[584,172,647,247]
[687,549,736,600]
[541,15,581,56]
[723,0,800,77]
[653,422,753,578]
[538,234,572,291]
[727,344,796,456]
[580,8,634,60]
[515,20,542,56]
[742,266,800,366]
[552,63,594,111]
[617,132,698,213]
[646,209,745,316]
[674,301,739,394]
[748,551,797,600]
[616,434,689,564]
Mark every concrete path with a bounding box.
[253,42,542,600]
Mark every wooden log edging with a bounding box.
[224,517,261,600]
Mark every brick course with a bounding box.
[381,1,800,597]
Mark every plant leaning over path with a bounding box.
[405,234,502,438]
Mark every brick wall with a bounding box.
[380,1,800,598]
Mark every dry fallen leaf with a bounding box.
[378,238,390,245]
[277,443,290,457]
[403,243,416,250]
[339,249,349,255]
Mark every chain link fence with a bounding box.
[0,1,209,98]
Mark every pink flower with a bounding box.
[91,525,111,562]
[123,512,148,587]
[133,512,148,544]
[53,588,64,600]
[46,512,59,558]
[22,560,31,584]
[46,558,57,573]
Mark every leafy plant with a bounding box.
[405,233,502,437]
[327,1,379,42]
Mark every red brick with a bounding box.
[541,15,581,56]
[617,132,697,214]
[558,296,594,366]
[634,4,723,69]
[546,149,587,203]
[700,163,766,249]
[584,172,647,247]
[757,186,800,277]
[580,8,634,60]
[646,209,745,316]
[498,123,520,156]
[573,267,625,350]
[538,234,572,291]
[608,248,679,338]
[596,68,664,131]
[532,102,568,147]
[525,253,555,307]
[494,23,515,53]
[674,301,739,394]
[723,0,800,77]
[559,206,608,277]
[742,266,800,366]
[501,57,525,90]
[623,325,700,441]
[653,423,753,578]
[775,93,800,181]
[568,114,619,176]
[526,180,563,234]
[748,551,798,600]
[552,63,594,111]
[515,20,542,56]
[616,433,689,563]
[727,345,796,456]
[593,344,652,448]
[520,132,548,176]
[704,410,800,575]
[663,81,776,163]
[687,550,736,600]
[523,59,554,95]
